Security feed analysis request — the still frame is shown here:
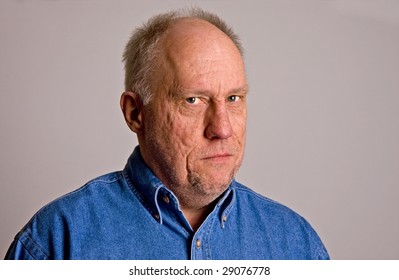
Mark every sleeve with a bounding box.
[4,231,49,260]
[315,242,330,260]
[5,239,35,260]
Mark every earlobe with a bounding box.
[120,92,143,133]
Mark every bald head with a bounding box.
[156,18,245,95]
[162,17,241,59]
[122,8,244,105]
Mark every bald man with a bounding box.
[5,9,329,260]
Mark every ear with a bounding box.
[120,91,144,133]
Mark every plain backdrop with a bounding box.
[1,0,398,259]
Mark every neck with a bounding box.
[181,203,215,232]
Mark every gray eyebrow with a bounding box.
[174,85,249,97]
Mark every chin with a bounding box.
[189,175,232,195]
[188,160,239,184]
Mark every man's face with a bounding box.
[139,19,247,209]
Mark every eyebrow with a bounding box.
[173,85,249,98]
[229,85,249,95]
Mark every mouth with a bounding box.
[202,153,233,162]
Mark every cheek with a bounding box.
[171,115,203,150]
[149,103,203,157]
[231,110,247,138]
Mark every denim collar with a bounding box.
[122,146,236,229]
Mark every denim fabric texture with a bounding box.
[5,147,329,260]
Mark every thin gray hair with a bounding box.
[122,8,244,105]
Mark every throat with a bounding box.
[181,203,215,232]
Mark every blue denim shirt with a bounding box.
[5,147,329,260]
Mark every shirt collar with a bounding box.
[123,146,236,227]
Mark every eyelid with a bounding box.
[185,97,200,104]
[227,95,243,102]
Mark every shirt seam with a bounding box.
[233,183,287,208]
[122,169,161,225]
[33,172,124,218]
[19,230,50,260]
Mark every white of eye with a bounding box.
[186,97,199,104]
[227,95,240,102]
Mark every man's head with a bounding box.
[121,8,247,211]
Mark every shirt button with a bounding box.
[223,216,227,222]
[153,213,160,221]
[196,239,201,249]
[162,195,170,204]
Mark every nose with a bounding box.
[204,103,233,140]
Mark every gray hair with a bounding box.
[122,8,244,105]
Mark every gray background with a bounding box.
[1,0,398,259]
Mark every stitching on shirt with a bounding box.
[15,172,125,238]
[220,187,236,226]
[204,209,217,260]
[315,243,330,260]
[154,186,164,224]
[20,229,50,260]
[84,172,123,184]
[122,169,161,225]
[16,239,37,260]
[34,172,124,217]
[191,200,220,259]
[233,182,286,208]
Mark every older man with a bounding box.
[5,9,329,259]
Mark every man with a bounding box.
[5,8,329,260]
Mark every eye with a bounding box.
[227,95,240,102]
[186,97,199,104]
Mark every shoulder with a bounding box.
[40,171,125,210]
[28,171,129,225]
[232,181,313,226]
[232,181,299,217]
[231,181,329,259]
[8,171,128,259]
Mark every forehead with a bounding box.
[161,18,242,62]
[156,18,247,93]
